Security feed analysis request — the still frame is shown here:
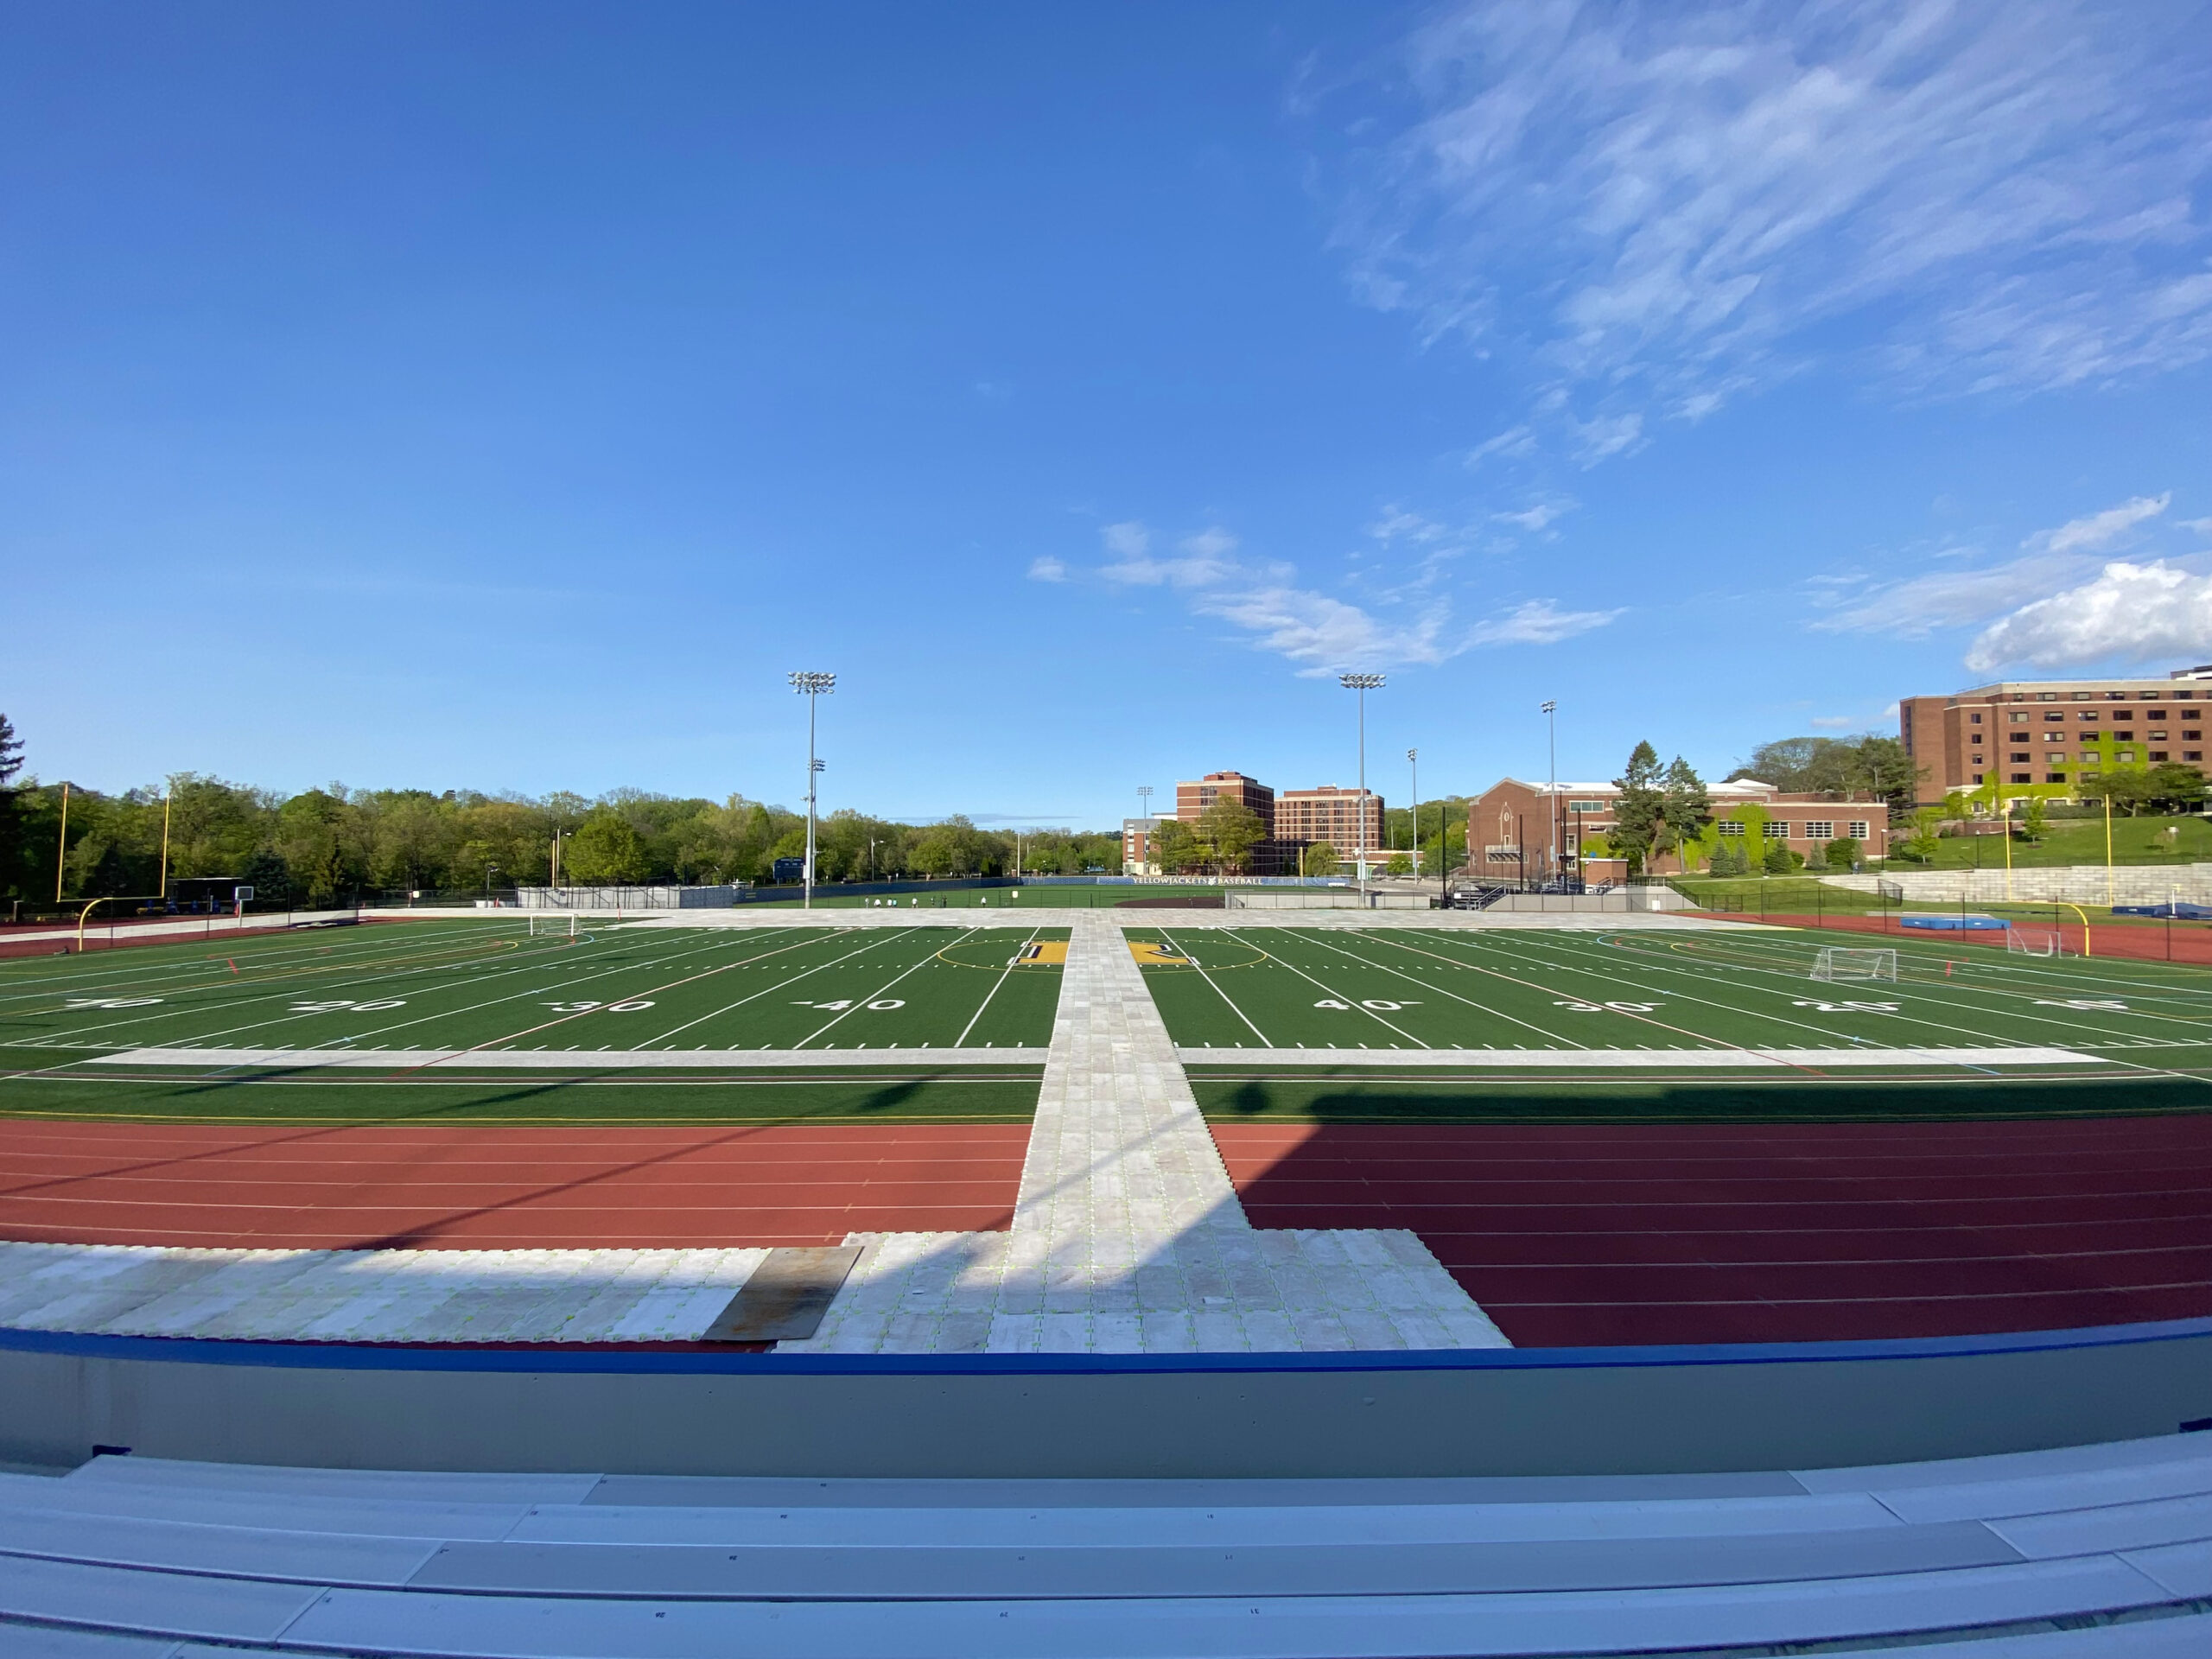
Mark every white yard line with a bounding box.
[1155,927,1274,1046]
[953,925,1045,1048]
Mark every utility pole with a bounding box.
[1340,674,1386,899]
[1541,700,1558,887]
[788,671,836,910]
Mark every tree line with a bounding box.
[0,714,1122,912]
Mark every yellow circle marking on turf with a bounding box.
[936,938,1069,970]
[1128,938,1268,971]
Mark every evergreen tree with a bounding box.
[1611,741,1664,874]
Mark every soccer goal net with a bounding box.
[1812,945,1898,982]
[2007,925,2061,957]
[529,914,578,938]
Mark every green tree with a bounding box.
[1196,797,1265,875]
[1732,733,1919,810]
[1610,741,1664,874]
[1656,757,1711,862]
[1150,819,1207,874]
[2146,763,2208,813]
[1824,836,1861,869]
[0,714,21,789]
[1760,839,1796,875]
[1300,840,1338,878]
[2016,796,2050,842]
[1899,805,1945,862]
[1382,852,1413,876]
[565,811,651,884]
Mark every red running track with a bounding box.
[0,1122,1028,1249]
[1211,1117,2212,1348]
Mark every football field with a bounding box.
[1129,924,2212,1122]
[0,918,1065,1123]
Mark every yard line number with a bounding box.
[1313,999,1421,1012]
[790,1000,906,1012]
[291,999,406,1013]
[1792,1000,1901,1013]
[543,999,657,1013]
[1554,1001,1662,1014]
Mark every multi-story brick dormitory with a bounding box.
[1151,771,1386,875]
[1465,778,1892,880]
[1900,665,2212,796]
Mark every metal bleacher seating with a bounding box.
[0,1436,2209,1656]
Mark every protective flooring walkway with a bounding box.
[784,912,1506,1354]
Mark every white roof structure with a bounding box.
[1484,778,1779,801]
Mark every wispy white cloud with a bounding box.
[1967,561,2212,673]
[1815,493,2173,638]
[1097,523,1250,588]
[1467,598,1622,646]
[1328,1,2212,440]
[1808,715,1856,731]
[2044,493,2172,556]
[1194,583,1453,676]
[1492,501,1574,532]
[1026,556,1068,583]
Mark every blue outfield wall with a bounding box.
[3,1318,2208,1479]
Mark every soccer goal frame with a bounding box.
[1811,945,1898,982]
[2007,925,2062,958]
[528,914,578,938]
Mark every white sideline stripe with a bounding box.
[1176,1047,2108,1069]
[88,1046,1049,1071]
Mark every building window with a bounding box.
[1849,821,1871,837]
[2044,732,2064,741]
[2188,752,2204,761]
[2113,711,2134,721]
[2080,753,2099,764]
[1568,799,1607,813]
[2044,712,2065,722]
[2078,711,2098,721]
[2037,692,2058,701]
[1717,822,1745,836]
[2009,711,2030,723]
[1804,821,1834,839]
[1768,823,1793,838]
[2142,692,2162,700]
[2010,752,2031,762]
[2152,752,2171,761]
[1970,712,1984,724]
[2107,691,2127,700]
[2011,772,2032,783]
[2046,772,2067,783]
[2151,730,2169,740]
[1971,773,1985,784]
[2071,691,2092,700]
[2120,752,2139,763]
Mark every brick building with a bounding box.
[1162,770,1386,874]
[1900,666,2212,798]
[1274,786,1385,861]
[1121,817,1159,876]
[1466,777,1891,879]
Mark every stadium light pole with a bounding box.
[789,671,836,910]
[1340,674,1385,899]
[1541,700,1558,887]
[1407,748,1419,878]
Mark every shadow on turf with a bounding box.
[1199,1074,2212,1125]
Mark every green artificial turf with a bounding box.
[1128,923,2212,1123]
[0,918,1064,1124]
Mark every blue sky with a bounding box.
[4,2,2209,825]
